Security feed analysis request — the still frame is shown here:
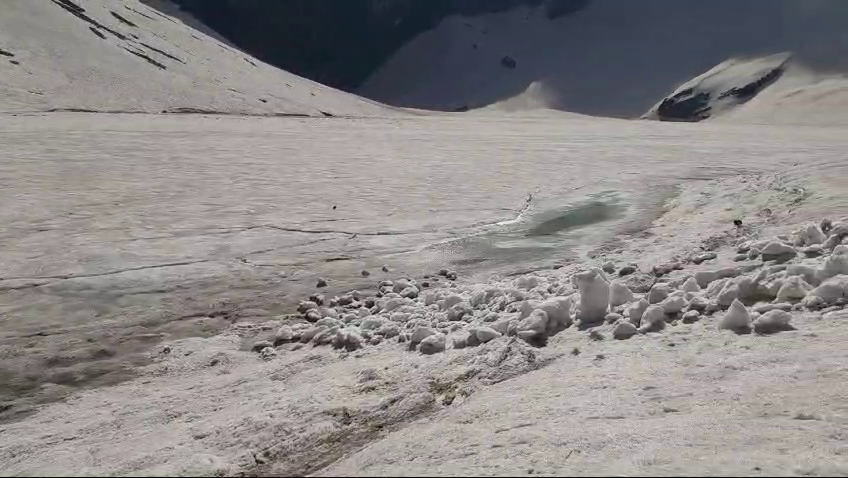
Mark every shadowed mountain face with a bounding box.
[169,0,591,91]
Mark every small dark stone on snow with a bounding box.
[571,347,580,356]
[332,205,337,210]
[422,281,430,288]
[446,271,458,281]
[316,278,328,288]
[382,265,390,272]
[618,265,637,276]
[733,219,743,227]
[361,270,370,277]
[438,268,449,277]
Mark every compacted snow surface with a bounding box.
[2,111,848,477]
[2,1,848,477]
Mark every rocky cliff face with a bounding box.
[169,0,590,91]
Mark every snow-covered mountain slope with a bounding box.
[644,54,848,125]
[643,53,792,122]
[359,0,848,122]
[0,0,389,116]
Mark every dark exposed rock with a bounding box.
[500,55,517,69]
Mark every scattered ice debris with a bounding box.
[266,218,848,357]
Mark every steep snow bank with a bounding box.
[0,0,389,116]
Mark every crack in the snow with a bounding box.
[255,224,406,236]
[0,260,213,283]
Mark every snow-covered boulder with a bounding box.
[639,305,666,332]
[803,275,848,307]
[514,275,540,290]
[695,270,718,288]
[316,317,342,329]
[660,295,687,314]
[410,326,437,344]
[786,264,819,286]
[474,327,502,343]
[718,299,751,332]
[795,223,827,246]
[647,283,670,304]
[682,310,701,323]
[332,329,364,351]
[681,277,701,293]
[537,296,573,334]
[419,333,446,354]
[517,309,549,339]
[609,281,634,307]
[300,326,327,343]
[753,310,793,334]
[817,253,848,282]
[716,281,740,307]
[627,299,650,325]
[574,269,610,324]
[274,326,294,344]
[775,276,813,302]
[613,321,638,340]
[761,241,797,258]
[687,295,710,311]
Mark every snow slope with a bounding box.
[360,0,848,122]
[0,0,389,116]
[2,111,848,476]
